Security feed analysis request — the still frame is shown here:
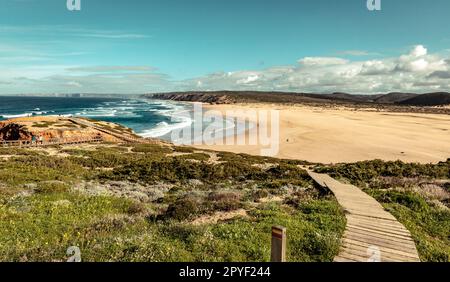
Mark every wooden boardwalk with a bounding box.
[307,171,421,262]
[1,137,103,148]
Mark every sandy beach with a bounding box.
[192,103,450,164]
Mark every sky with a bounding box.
[1,0,450,94]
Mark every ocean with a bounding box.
[0,96,193,140]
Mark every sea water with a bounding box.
[0,96,193,141]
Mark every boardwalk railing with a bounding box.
[0,136,103,148]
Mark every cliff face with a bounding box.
[151,92,233,104]
[0,123,33,141]
[0,117,124,142]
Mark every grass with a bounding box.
[5,138,447,263]
[0,192,344,262]
[0,143,345,262]
[0,148,47,156]
[1,142,448,262]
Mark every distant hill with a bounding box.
[374,93,420,104]
[146,91,450,107]
[149,91,384,105]
[398,92,450,106]
[150,91,350,104]
[322,92,384,103]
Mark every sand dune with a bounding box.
[193,104,450,164]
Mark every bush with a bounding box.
[68,150,139,168]
[127,201,147,215]
[248,189,269,202]
[131,144,172,154]
[173,146,195,153]
[35,181,70,194]
[443,182,450,193]
[316,159,450,184]
[174,153,210,162]
[164,195,203,221]
[376,190,429,212]
[207,192,242,212]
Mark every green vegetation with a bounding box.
[33,121,58,128]
[0,143,345,262]
[1,142,448,262]
[315,159,449,187]
[316,159,450,262]
[130,143,173,154]
[0,148,47,156]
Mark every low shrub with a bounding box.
[35,181,70,194]
[247,189,269,202]
[207,192,242,212]
[164,195,203,221]
[173,146,195,153]
[131,144,172,154]
[174,153,210,162]
[316,159,450,185]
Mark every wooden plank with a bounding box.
[343,228,416,246]
[347,216,409,231]
[346,226,415,242]
[342,233,418,254]
[345,212,398,221]
[347,223,412,237]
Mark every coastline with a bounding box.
[189,102,450,164]
[2,96,449,164]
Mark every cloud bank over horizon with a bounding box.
[1,45,450,95]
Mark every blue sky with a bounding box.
[1,0,450,94]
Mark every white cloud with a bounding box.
[409,58,429,71]
[1,44,450,94]
[237,74,259,84]
[410,45,427,57]
[66,66,156,73]
[360,60,393,75]
[0,25,150,40]
[336,50,380,57]
[298,57,348,66]
[179,45,450,94]
[66,81,82,88]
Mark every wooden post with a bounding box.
[271,226,286,262]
